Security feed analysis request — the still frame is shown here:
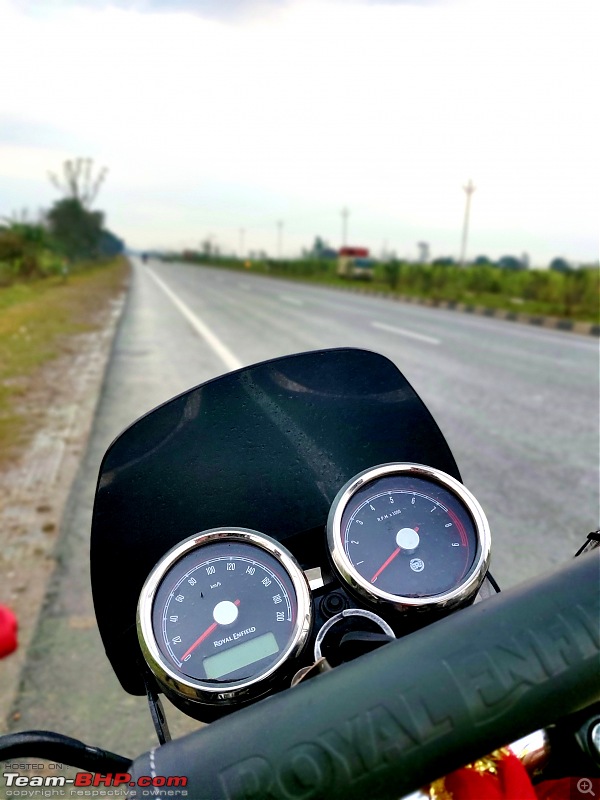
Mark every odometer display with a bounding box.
[203,631,279,679]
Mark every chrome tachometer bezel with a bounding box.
[137,527,312,708]
[327,463,491,613]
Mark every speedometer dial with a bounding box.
[327,463,491,612]
[137,529,311,713]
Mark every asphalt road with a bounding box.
[136,258,598,583]
[8,257,599,763]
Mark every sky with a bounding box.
[0,0,598,265]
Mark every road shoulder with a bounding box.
[0,274,128,730]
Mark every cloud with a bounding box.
[1,0,597,261]
[0,114,91,151]
[10,0,290,22]
[9,0,447,23]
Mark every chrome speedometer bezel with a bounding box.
[327,463,491,613]
[137,527,312,709]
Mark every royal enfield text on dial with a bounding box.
[343,486,474,597]
[153,544,296,682]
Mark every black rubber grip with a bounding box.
[0,730,131,773]
[128,552,600,799]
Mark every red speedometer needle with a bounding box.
[371,547,401,583]
[180,599,240,661]
[181,622,218,661]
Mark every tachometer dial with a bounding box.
[137,528,311,711]
[327,464,490,612]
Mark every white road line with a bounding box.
[146,267,243,371]
[280,294,304,307]
[372,321,441,346]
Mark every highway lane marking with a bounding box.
[280,295,304,307]
[146,267,243,371]
[372,321,441,346]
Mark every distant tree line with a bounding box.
[176,239,598,322]
[0,158,124,285]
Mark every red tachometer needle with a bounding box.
[371,547,401,583]
[180,599,240,661]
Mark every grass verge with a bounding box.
[179,258,599,324]
[0,257,129,468]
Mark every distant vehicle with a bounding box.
[141,252,148,263]
[337,246,375,279]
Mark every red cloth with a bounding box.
[427,752,590,799]
[428,749,539,799]
[0,605,18,658]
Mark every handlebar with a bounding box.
[127,551,600,799]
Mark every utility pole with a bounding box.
[459,180,476,267]
[277,220,283,260]
[341,207,349,247]
[239,228,245,259]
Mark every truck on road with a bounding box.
[337,246,375,279]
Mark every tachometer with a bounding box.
[327,463,491,612]
[137,528,312,714]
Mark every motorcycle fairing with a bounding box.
[91,348,460,695]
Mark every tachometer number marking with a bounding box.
[337,480,481,600]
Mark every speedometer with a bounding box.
[327,463,491,612]
[137,528,312,716]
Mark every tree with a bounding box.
[384,261,400,289]
[99,229,125,257]
[46,198,104,262]
[549,257,572,273]
[305,236,336,259]
[46,157,121,262]
[0,214,53,279]
[498,255,526,271]
[48,158,108,209]
[474,255,493,266]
